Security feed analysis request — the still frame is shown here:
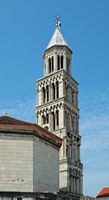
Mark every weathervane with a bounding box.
[55,16,61,29]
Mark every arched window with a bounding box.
[56,81,59,98]
[42,87,45,103]
[46,113,49,123]
[61,55,63,69]
[42,115,46,125]
[48,58,51,73]
[56,110,59,127]
[52,112,55,130]
[46,85,49,102]
[42,114,49,125]
[52,56,54,72]
[57,55,60,70]
[52,83,55,100]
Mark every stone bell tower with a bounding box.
[36,18,83,200]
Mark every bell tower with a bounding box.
[36,18,83,199]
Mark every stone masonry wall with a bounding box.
[33,136,59,193]
[0,134,33,192]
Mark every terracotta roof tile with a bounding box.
[0,116,62,148]
[96,187,109,198]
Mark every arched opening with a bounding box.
[48,58,51,73]
[42,115,46,125]
[42,87,45,103]
[56,81,59,98]
[52,56,54,72]
[46,85,49,102]
[56,110,59,128]
[52,83,55,100]
[46,113,49,123]
[42,114,49,125]
[61,55,63,69]
[57,55,60,70]
[51,112,55,130]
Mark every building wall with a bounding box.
[0,132,60,194]
[33,136,59,193]
[0,133,33,192]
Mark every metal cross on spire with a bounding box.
[55,16,61,30]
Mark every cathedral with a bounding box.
[36,18,83,199]
[0,19,83,200]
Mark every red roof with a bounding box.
[96,187,109,198]
[0,116,62,148]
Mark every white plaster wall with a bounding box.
[0,134,33,192]
[33,137,59,193]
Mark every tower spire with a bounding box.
[55,16,61,29]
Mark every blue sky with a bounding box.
[0,0,109,197]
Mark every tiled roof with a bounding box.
[0,116,62,148]
[96,187,109,198]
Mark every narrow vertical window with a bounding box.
[52,83,55,100]
[46,113,49,123]
[46,85,49,102]
[56,110,59,127]
[61,55,63,69]
[42,87,45,103]
[49,58,51,73]
[52,56,54,72]
[57,55,60,70]
[42,115,46,125]
[56,81,59,98]
[52,112,55,130]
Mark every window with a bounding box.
[48,57,54,73]
[56,81,59,98]
[57,55,60,70]
[52,83,55,100]
[46,113,49,123]
[56,110,59,127]
[52,112,55,130]
[46,85,49,102]
[42,87,45,103]
[61,55,63,69]
[42,115,46,124]
[42,114,49,125]
[52,56,54,72]
[48,58,51,73]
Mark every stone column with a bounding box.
[59,79,64,98]
[59,106,64,128]
[63,136,67,157]
[63,54,66,71]
[54,52,57,72]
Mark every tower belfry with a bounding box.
[36,21,83,200]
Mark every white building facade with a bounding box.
[36,21,83,200]
[0,116,62,200]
